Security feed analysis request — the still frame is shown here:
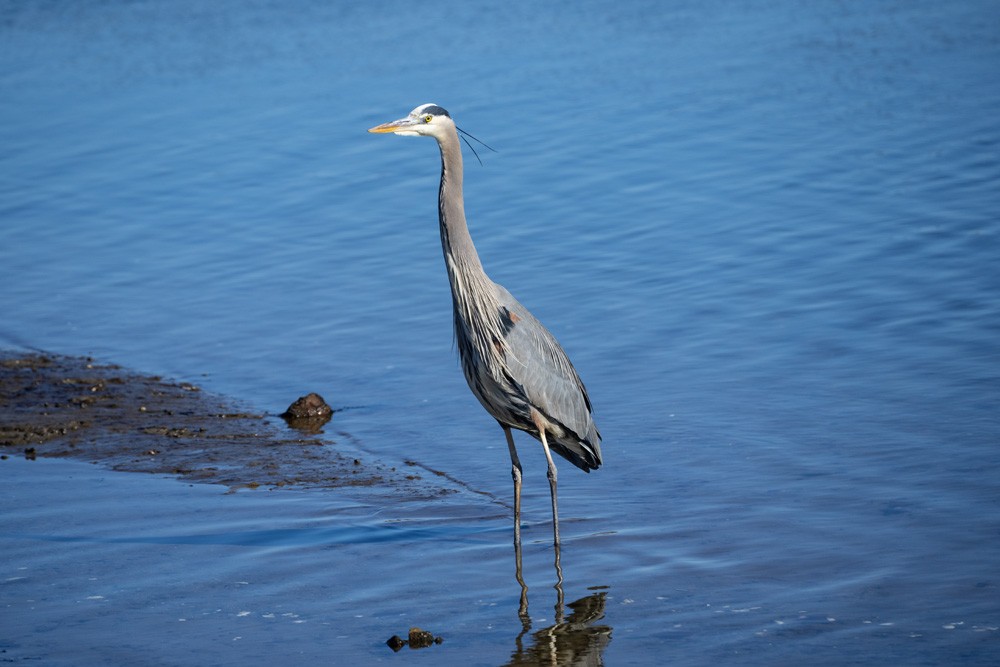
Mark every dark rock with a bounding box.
[280,393,333,432]
[407,627,437,648]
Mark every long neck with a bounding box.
[437,127,487,281]
[436,126,508,368]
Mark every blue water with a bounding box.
[2,1,999,664]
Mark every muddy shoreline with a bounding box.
[0,351,450,495]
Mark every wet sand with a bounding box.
[0,351,450,495]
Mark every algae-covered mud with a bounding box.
[0,351,450,496]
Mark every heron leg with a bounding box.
[502,424,523,548]
[553,540,565,624]
[536,425,561,548]
[515,528,529,628]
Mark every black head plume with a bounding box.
[456,126,498,166]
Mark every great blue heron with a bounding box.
[369,104,602,547]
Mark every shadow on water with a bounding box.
[509,540,613,666]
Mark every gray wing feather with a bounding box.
[491,284,602,471]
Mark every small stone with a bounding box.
[280,393,333,432]
[281,393,332,420]
[408,627,435,648]
[385,635,406,652]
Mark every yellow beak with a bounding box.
[368,118,415,134]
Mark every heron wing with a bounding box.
[492,284,602,471]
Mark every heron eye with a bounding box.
[423,115,433,123]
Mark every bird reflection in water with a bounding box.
[509,541,612,666]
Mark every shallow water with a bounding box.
[2,1,999,664]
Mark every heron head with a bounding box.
[368,103,454,139]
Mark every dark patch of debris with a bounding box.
[385,627,444,652]
[0,351,453,497]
